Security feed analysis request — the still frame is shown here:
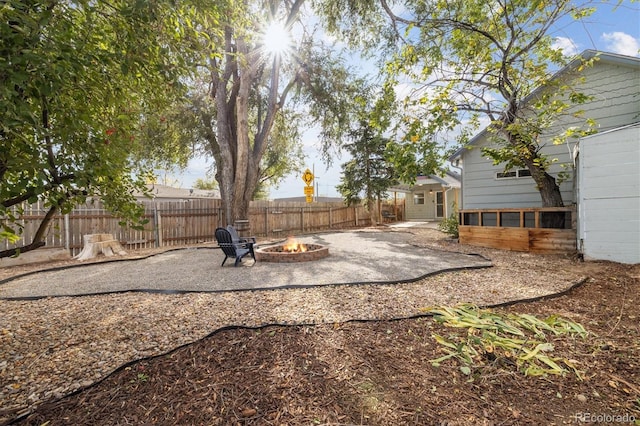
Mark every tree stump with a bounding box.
[74,233,126,261]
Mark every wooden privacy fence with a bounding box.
[458,207,577,253]
[2,198,372,257]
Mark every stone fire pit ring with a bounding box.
[255,243,329,263]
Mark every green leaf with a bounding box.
[520,343,554,361]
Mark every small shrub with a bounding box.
[438,212,459,238]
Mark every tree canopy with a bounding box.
[1,0,370,256]
[1,0,211,256]
[193,0,362,223]
[318,0,604,207]
[337,86,398,220]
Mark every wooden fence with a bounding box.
[2,198,372,256]
[458,207,576,253]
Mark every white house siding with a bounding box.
[405,189,436,220]
[394,173,461,220]
[405,187,460,220]
[577,125,640,264]
[461,141,575,208]
[458,52,640,209]
[444,187,460,219]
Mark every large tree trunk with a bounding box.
[532,169,565,208]
[525,162,567,228]
[520,152,565,208]
[214,100,236,225]
[502,126,565,209]
[210,34,285,226]
[202,3,302,227]
[223,34,260,224]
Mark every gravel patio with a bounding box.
[0,229,490,299]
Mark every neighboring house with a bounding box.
[575,123,640,264]
[448,50,639,263]
[138,184,221,201]
[388,171,461,221]
[272,196,345,203]
[449,50,640,210]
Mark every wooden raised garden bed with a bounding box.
[458,207,576,254]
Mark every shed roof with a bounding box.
[138,184,220,200]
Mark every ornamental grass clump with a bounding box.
[424,304,589,379]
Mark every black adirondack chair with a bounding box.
[215,227,256,267]
[226,225,257,245]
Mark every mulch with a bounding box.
[13,261,639,426]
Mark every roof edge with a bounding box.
[447,50,640,162]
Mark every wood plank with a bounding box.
[459,226,529,251]
[530,229,576,252]
[5,199,371,254]
[460,226,576,253]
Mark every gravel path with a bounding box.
[0,229,491,298]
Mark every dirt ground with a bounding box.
[6,235,640,425]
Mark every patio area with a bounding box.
[0,229,491,299]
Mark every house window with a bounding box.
[496,169,531,179]
[413,192,425,205]
[496,171,517,179]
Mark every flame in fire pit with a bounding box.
[282,236,307,253]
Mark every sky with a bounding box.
[171,0,640,199]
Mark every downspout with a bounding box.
[573,141,584,260]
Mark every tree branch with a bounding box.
[0,203,61,259]
[379,0,412,42]
[0,241,46,259]
[284,0,305,28]
[2,173,77,208]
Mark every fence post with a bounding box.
[355,206,359,227]
[329,207,332,229]
[264,207,269,237]
[64,213,70,251]
[300,207,304,233]
[153,201,162,247]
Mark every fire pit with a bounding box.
[256,236,329,263]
